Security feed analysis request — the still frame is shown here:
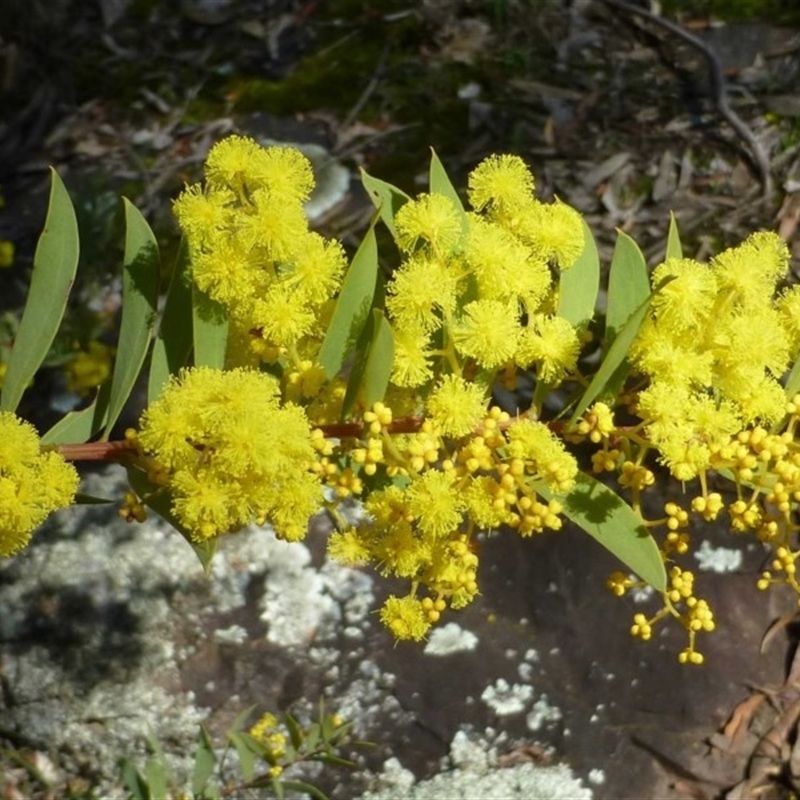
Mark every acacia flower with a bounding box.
[380,594,431,641]
[406,468,465,538]
[137,367,320,542]
[0,412,80,557]
[394,193,464,255]
[463,216,551,307]
[452,299,520,369]
[467,154,535,213]
[425,374,488,438]
[515,314,580,383]
[515,199,584,268]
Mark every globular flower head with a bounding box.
[515,314,580,384]
[380,594,431,641]
[137,367,319,542]
[650,257,716,335]
[406,467,465,539]
[467,154,535,214]
[515,199,584,269]
[386,254,458,336]
[0,412,79,557]
[205,135,314,202]
[425,375,488,438]
[711,230,789,306]
[174,136,346,362]
[394,194,464,255]
[463,216,551,307]
[452,299,520,369]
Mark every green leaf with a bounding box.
[1,168,79,413]
[120,760,149,800]
[315,753,356,768]
[284,713,304,751]
[102,199,160,439]
[605,230,650,349]
[229,732,256,783]
[192,287,228,369]
[318,223,379,380]
[229,705,257,734]
[342,310,394,417]
[126,465,218,573]
[360,169,410,237]
[40,382,111,445]
[665,212,683,260]
[143,757,168,800]
[539,471,666,592]
[191,724,217,796]
[569,291,655,424]
[785,357,800,400]
[277,779,330,800]
[557,218,599,330]
[149,237,193,402]
[73,493,114,504]
[429,149,469,237]
[304,723,321,754]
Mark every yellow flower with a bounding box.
[515,199,584,268]
[452,299,520,369]
[425,375,487,437]
[380,594,431,641]
[406,468,465,538]
[172,184,235,249]
[394,193,464,254]
[64,341,115,395]
[237,187,309,261]
[711,230,789,306]
[0,239,14,268]
[386,254,458,335]
[515,314,580,383]
[650,257,716,335]
[391,328,434,388]
[463,216,551,307]
[137,367,319,541]
[327,527,372,565]
[506,419,577,491]
[204,136,314,203]
[0,412,79,557]
[467,154,534,213]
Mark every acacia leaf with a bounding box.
[192,287,228,369]
[318,222,378,380]
[557,218,599,330]
[360,170,410,237]
[103,199,160,439]
[429,148,468,237]
[149,237,193,401]
[41,382,111,445]
[1,168,79,412]
[666,212,683,260]
[540,471,666,591]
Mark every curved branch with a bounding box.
[598,0,773,197]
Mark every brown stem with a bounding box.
[53,440,135,463]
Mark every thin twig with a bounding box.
[598,0,774,197]
[341,43,390,132]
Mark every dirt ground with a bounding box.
[3,1,800,798]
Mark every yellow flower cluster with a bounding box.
[173,135,346,368]
[136,367,320,542]
[0,412,79,557]
[631,231,794,480]
[249,712,287,776]
[327,403,577,640]
[386,154,584,390]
